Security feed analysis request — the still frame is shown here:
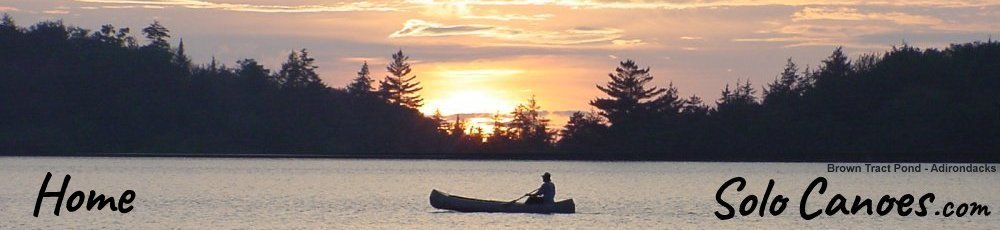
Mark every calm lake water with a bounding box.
[0,157,996,229]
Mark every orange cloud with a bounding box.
[75,0,397,13]
[792,7,945,26]
[389,19,627,46]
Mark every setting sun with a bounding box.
[423,89,515,116]
[420,67,527,116]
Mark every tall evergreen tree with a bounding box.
[715,79,760,117]
[347,61,374,96]
[681,95,709,117]
[557,111,607,152]
[0,13,17,44]
[379,50,423,109]
[449,114,466,137]
[1,13,17,34]
[812,46,852,87]
[236,58,272,88]
[509,95,553,149]
[763,58,801,106]
[276,49,323,89]
[142,20,170,49]
[93,24,133,47]
[486,112,513,149]
[431,109,448,134]
[174,38,192,72]
[651,82,685,118]
[591,59,667,126]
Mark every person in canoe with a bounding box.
[524,172,555,205]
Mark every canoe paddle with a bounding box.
[504,189,539,207]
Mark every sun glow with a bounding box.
[437,69,524,79]
[420,67,526,116]
[416,58,594,131]
[422,90,516,116]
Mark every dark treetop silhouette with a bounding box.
[0,16,997,162]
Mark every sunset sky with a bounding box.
[3,0,998,128]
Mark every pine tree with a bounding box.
[430,109,448,134]
[208,56,219,73]
[651,82,685,118]
[236,58,271,87]
[681,95,709,116]
[94,24,132,47]
[142,21,170,49]
[346,61,374,96]
[509,95,553,147]
[763,58,800,106]
[276,49,323,89]
[487,112,512,145]
[1,13,17,34]
[591,59,667,126]
[813,46,852,87]
[558,111,607,151]
[173,38,192,72]
[450,115,466,137]
[715,79,759,115]
[379,50,423,109]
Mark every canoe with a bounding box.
[429,189,575,214]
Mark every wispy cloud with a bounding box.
[0,6,18,12]
[341,57,389,65]
[792,7,945,26]
[437,69,524,78]
[734,23,897,48]
[413,1,554,21]
[612,39,645,46]
[405,0,1000,10]
[460,13,553,21]
[736,5,998,48]
[74,0,397,13]
[389,19,626,46]
[43,10,71,14]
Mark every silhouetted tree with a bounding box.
[142,21,170,49]
[810,46,852,88]
[721,80,758,110]
[0,13,17,45]
[763,58,801,106]
[431,109,448,134]
[93,24,134,47]
[852,53,880,74]
[591,60,667,126]
[508,96,554,152]
[347,61,375,96]
[173,38,192,72]
[379,50,423,109]
[236,58,272,89]
[681,95,710,117]
[1,13,17,34]
[485,112,513,152]
[651,82,685,119]
[276,49,323,89]
[557,111,608,154]
[449,114,465,136]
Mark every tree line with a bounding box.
[1,16,996,161]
